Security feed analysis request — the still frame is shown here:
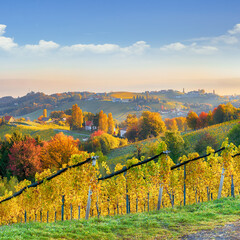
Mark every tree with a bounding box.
[43,109,47,118]
[175,117,187,131]
[163,131,185,163]
[186,111,199,130]
[40,132,80,169]
[125,114,139,141]
[108,113,115,135]
[0,131,24,177]
[165,118,178,131]
[138,111,166,140]
[212,104,225,124]
[8,137,42,180]
[98,110,108,132]
[71,104,83,130]
[228,123,240,147]
[194,133,218,155]
[49,111,66,119]
[197,112,208,129]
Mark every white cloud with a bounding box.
[190,44,218,54]
[212,35,238,44]
[160,42,218,54]
[121,41,150,54]
[0,24,6,35]
[61,41,150,55]
[228,23,240,35]
[0,24,18,51]
[0,36,18,50]
[24,40,59,52]
[160,42,186,51]
[61,43,120,54]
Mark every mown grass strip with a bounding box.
[1,196,239,240]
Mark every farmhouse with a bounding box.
[120,127,127,137]
[85,121,93,131]
[4,116,14,123]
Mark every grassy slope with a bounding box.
[0,122,91,141]
[183,119,239,151]
[106,120,239,168]
[0,197,239,240]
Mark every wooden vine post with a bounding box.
[217,168,225,199]
[85,156,98,220]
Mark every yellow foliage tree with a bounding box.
[43,109,47,118]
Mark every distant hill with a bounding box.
[0,90,238,122]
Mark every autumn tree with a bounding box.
[125,114,139,141]
[108,113,115,135]
[186,111,199,130]
[49,110,66,119]
[197,112,208,129]
[71,104,83,130]
[8,137,42,180]
[40,132,80,169]
[175,117,187,131]
[43,109,47,118]
[213,103,238,124]
[98,110,108,132]
[165,118,178,131]
[138,111,166,140]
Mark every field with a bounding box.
[0,122,91,142]
[0,196,239,240]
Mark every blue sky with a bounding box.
[1,0,240,96]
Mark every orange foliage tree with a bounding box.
[40,132,80,169]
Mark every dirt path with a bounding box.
[182,221,240,239]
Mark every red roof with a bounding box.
[4,116,13,121]
[85,121,93,126]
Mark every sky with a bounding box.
[1,0,240,97]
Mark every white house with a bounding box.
[85,121,93,131]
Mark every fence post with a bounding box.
[231,175,235,198]
[136,197,138,212]
[218,168,225,199]
[70,204,73,220]
[40,210,42,222]
[147,193,150,212]
[24,210,27,223]
[85,187,92,220]
[184,164,186,206]
[47,211,49,223]
[55,211,57,222]
[157,184,163,210]
[78,206,80,220]
[61,195,65,221]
